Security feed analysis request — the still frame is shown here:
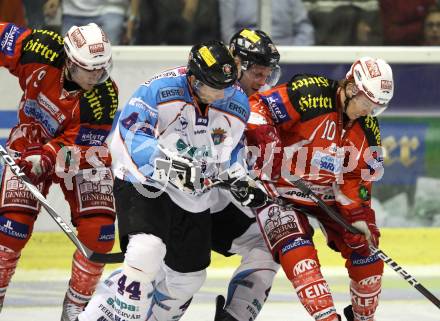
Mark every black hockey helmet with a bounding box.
[187,40,238,90]
[229,28,280,69]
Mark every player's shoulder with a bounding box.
[212,86,250,123]
[286,73,339,120]
[79,78,119,125]
[19,28,65,68]
[0,23,29,56]
[142,66,189,104]
[357,115,381,146]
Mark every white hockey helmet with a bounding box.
[64,23,112,82]
[346,57,394,116]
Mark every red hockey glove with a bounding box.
[342,207,380,257]
[18,143,56,185]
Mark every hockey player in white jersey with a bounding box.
[210,29,283,321]
[76,41,256,321]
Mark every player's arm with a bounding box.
[0,22,31,74]
[245,87,293,181]
[115,83,159,178]
[335,118,384,256]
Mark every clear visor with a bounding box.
[194,80,235,104]
[356,91,388,117]
[68,58,113,85]
[245,64,281,87]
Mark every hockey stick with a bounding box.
[212,176,440,309]
[0,145,124,264]
[285,176,440,310]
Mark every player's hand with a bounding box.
[18,144,55,185]
[230,180,268,208]
[154,146,204,193]
[343,208,380,257]
[169,155,203,192]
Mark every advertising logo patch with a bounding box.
[0,216,29,240]
[23,99,59,135]
[311,150,343,174]
[261,92,290,124]
[0,24,26,56]
[365,59,381,78]
[226,101,249,121]
[75,127,108,146]
[37,93,66,122]
[98,224,115,241]
[359,185,370,201]
[157,87,185,103]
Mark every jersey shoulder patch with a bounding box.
[213,90,250,122]
[259,90,291,124]
[156,85,186,104]
[145,74,187,104]
[0,23,27,56]
[20,29,64,68]
[80,79,119,125]
[287,74,338,121]
[358,115,381,146]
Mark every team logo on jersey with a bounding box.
[1,24,26,56]
[211,128,226,145]
[261,92,289,124]
[75,126,108,146]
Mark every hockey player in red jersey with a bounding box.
[238,57,394,321]
[0,22,118,321]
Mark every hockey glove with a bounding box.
[343,207,380,257]
[153,156,203,192]
[18,143,55,185]
[230,180,268,208]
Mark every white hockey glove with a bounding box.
[153,149,204,193]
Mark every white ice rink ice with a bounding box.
[1,265,439,321]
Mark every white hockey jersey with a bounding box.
[111,66,250,212]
